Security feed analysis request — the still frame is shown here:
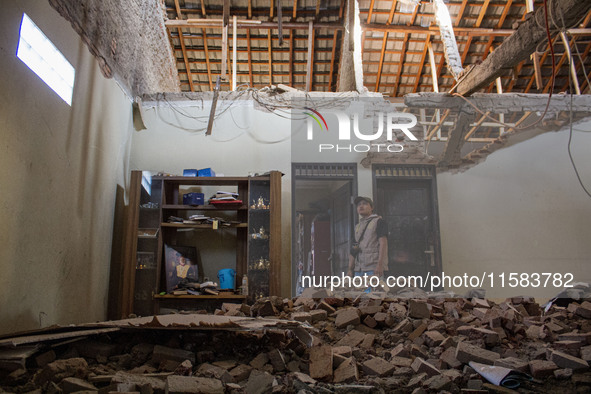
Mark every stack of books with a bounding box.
[209,191,242,206]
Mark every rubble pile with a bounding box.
[1,291,591,393]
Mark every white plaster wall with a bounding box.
[437,123,591,299]
[130,101,293,295]
[0,1,132,335]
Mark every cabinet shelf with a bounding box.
[123,171,281,317]
[162,222,248,229]
[163,204,248,211]
[153,294,246,300]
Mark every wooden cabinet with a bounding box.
[122,171,281,316]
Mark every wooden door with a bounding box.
[376,179,441,280]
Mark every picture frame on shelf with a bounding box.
[164,244,199,292]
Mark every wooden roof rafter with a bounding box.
[375,0,398,93]
[174,0,195,91]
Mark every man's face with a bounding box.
[179,257,186,266]
[356,200,373,216]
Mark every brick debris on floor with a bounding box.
[1,288,591,393]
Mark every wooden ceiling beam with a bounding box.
[362,0,376,64]
[289,29,294,87]
[440,108,476,167]
[293,0,297,20]
[306,22,315,91]
[392,4,419,96]
[413,36,431,93]
[268,29,273,87]
[524,36,558,93]
[426,109,450,141]
[460,0,489,65]
[374,0,397,93]
[328,30,338,91]
[375,35,389,93]
[166,19,591,37]
[454,0,591,96]
[174,0,194,91]
[202,29,213,90]
[481,0,512,61]
[246,30,254,87]
[405,92,591,112]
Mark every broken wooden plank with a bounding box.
[404,92,591,112]
[454,0,591,96]
[439,108,476,166]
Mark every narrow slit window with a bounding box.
[16,13,75,105]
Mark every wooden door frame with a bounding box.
[371,164,442,276]
[291,163,358,296]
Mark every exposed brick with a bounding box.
[427,320,447,332]
[424,374,451,391]
[558,332,591,345]
[152,345,195,364]
[317,301,336,315]
[408,322,428,341]
[310,309,328,322]
[529,360,558,378]
[111,371,166,393]
[389,356,413,368]
[309,346,332,380]
[423,330,445,347]
[361,357,395,377]
[455,342,500,365]
[33,358,88,385]
[359,305,381,316]
[293,372,316,385]
[393,318,414,333]
[61,377,97,393]
[581,345,591,362]
[333,357,358,383]
[406,372,428,389]
[245,370,275,394]
[440,347,462,369]
[291,312,313,323]
[360,334,375,349]
[35,350,56,368]
[554,368,573,380]
[166,376,224,394]
[336,330,366,348]
[229,364,252,383]
[363,315,377,328]
[472,327,500,347]
[267,349,286,372]
[249,353,269,369]
[335,308,361,328]
[197,363,232,384]
[332,346,353,357]
[391,344,410,358]
[411,357,440,377]
[550,350,589,371]
[576,301,591,319]
[408,300,431,319]
[332,353,348,368]
[493,357,529,373]
[472,298,490,308]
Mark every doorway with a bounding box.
[372,165,442,282]
[292,163,357,296]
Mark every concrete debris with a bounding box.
[3,294,591,393]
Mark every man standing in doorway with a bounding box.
[347,197,389,279]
